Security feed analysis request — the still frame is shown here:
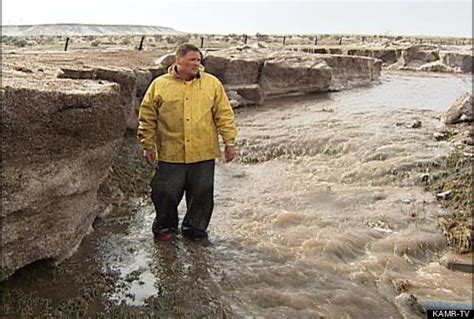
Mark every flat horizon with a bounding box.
[2,1,472,37]
[1,23,471,39]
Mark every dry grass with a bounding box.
[2,33,472,52]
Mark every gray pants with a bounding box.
[150,160,215,238]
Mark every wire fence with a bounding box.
[1,33,472,51]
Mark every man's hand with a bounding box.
[224,145,236,162]
[143,148,156,166]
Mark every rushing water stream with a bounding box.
[2,72,472,318]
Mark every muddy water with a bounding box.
[207,72,472,318]
[2,72,472,318]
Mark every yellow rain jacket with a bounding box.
[138,65,237,163]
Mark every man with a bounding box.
[138,43,237,241]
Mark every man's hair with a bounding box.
[176,43,202,59]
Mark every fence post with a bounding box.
[314,36,318,45]
[283,36,286,46]
[200,37,204,48]
[339,37,342,45]
[64,37,70,51]
[243,34,247,44]
[138,36,145,51]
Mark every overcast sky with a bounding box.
[1,0,472,37]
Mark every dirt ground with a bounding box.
[2,47,168,77]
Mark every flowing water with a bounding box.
[102,72,472,317]
[2,72,472,318]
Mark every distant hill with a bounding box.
[1,24,182,36]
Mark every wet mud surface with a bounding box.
[1,72,472,318]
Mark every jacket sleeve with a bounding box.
[212,81,237,145]
[137,80,160,150]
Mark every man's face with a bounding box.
[176,51,201,79]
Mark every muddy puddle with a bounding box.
[1,72,472,318]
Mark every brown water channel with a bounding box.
[1,72,472,318]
